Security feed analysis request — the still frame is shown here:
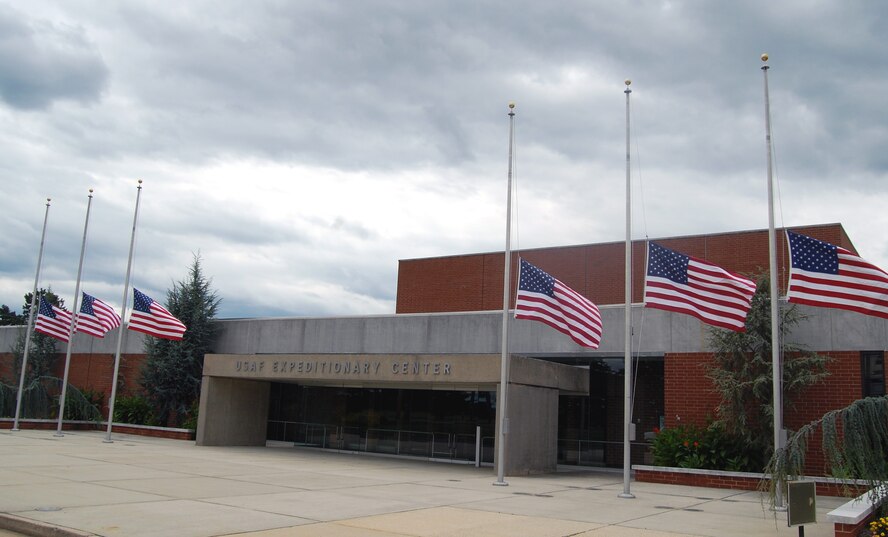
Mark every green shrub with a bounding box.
[181,398,199,430]
[62,386,103,422]
[113,395,158,426]
[650,422,764,472]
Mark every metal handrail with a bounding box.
[267,420,490,464]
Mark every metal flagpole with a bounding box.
[12,198,52,431]
[55,190,94,437]
[619,80,635,499]
[761,53,785,509]
[494,102,516,486]
[105,180,142,443]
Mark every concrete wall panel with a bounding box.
[196,377,269,446]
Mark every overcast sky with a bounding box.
[1,1,886,319]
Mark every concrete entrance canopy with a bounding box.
[197,353,588,475]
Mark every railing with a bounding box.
[268,422,651,469]
[557,438,652,468]
[268,420,495,465]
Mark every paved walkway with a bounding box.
[0,429,847,537]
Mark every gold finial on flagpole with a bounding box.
[761,53,769,62]
[508,101,515,109]
[625,79,631,86]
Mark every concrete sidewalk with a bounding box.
[0,429,846,537]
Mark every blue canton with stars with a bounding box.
[519,259,556,297]
[133,289,154,313]
[788,231,839,274]
[80,293,96,315]
[647,242,689,284]
[38,297,57,318]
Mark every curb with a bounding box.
[0,513,96,537]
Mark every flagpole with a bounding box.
[761,53,785,509]
[494,102,516,486]
[105,180,142,443]
[55,190,93,437]
[619,79,635,499]
[12,199,52,431]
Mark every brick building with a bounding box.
[2,222,884,476]
[393,222,884,474]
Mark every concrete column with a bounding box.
[196,376,270,446]
[494,381,559,476]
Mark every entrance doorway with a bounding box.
[267,384,497,463]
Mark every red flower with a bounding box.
[683,440,689,447]
[693,441,700,448]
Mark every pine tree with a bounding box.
[706,274,831,465]
[139,254,220,427]
[8,289,65,384]
[0,304,24,325]
[767,396,888,509]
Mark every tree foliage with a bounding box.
[6,289,65,385]
[766,396,888,508]
[0,304,24,326]
[140,254,220,427]
[0,290,101,421]
[706,274,831,465]
[0,376,102,421]
[22,288,65,321]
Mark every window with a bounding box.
[861,351,885,397]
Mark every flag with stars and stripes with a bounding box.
[35,296,73,342]
[127,288,187,340]
[514,258,602,348]
[787,230,888,319]
[644,242,756,332]
[76,292,121,338]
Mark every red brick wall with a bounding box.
[634,467,865,497]
[784,351,866,476]
[1,351,148,419]
[663,350,883,476]
[664,353,721,428]
[395,224,854,313]
[834,520,871,537]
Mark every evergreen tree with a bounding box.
[0,304,24,325]
[140,254,220,427]
[22,289,65,321]
[767,396,888,509]
[706,274,831,465]
[7,289,65,384]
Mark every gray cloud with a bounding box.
[0,5,107,109]
[1,0,887,319]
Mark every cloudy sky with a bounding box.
[1,1,886,319]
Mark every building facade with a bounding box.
[2,223,885,476]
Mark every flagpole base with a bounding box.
[53,433,64,438]
[10,428,19,432]
[103,438,113,444]
[492,480,509,487]
[618,492,636,499]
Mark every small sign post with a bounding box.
[787,480,817,536]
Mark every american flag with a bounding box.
[127,288,187,340]
[514,258,602,348]
[644,242,756,332]
[787,230,888,319]
[76,292,121,338]
[35,296,73,342]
